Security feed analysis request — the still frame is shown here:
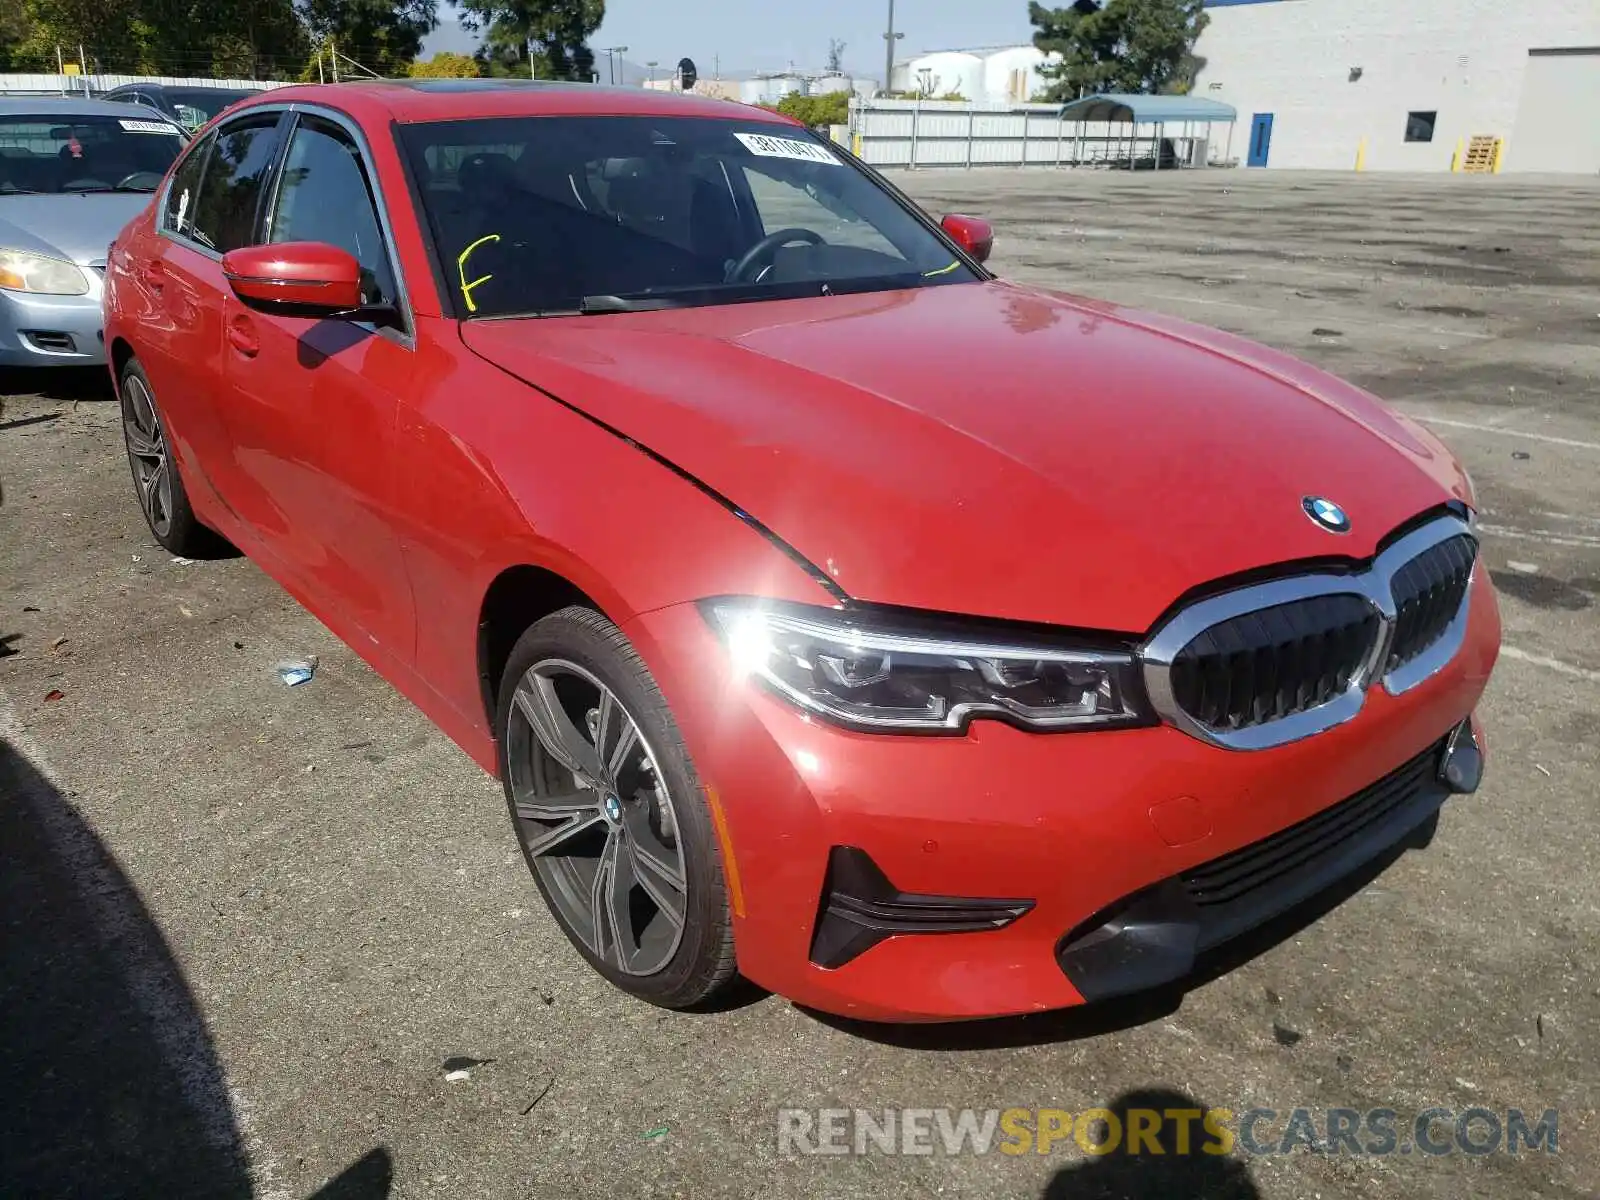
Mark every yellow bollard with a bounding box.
[1451,138,1463,172]
[1354,138,1367,171]
[853,132,863,157]
[1491,137,1505,174]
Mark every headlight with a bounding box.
[704,600,1152,733]
[0,249,90,296]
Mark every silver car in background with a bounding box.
[0,97,185,367]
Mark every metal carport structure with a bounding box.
[1059,93,1238,169]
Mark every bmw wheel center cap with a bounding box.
[1303,496,1351,534]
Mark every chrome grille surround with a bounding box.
[1141,513,1477,751]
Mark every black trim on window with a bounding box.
[247,112,293,248]
[390,117,456,320]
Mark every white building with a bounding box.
[1193,0,1600,172]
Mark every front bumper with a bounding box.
[625,570,1500,1023]
[0,283,107,367]
[1055,720,1481,1001]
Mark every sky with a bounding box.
[422,0,1039,81]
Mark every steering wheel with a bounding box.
[726,228,825,283]
[116,171,162,191]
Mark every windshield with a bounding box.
[164,89,258,128]
[399,116,977,318]
[0,113,185,194]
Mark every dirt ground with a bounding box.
[2,168,1597,1199]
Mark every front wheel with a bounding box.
[496,606,737,1009]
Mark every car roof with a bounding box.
[104,83,260,96]
[243,78,801,128]
[0,95,174,120]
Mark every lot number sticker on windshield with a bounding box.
[733,132,839,165]
[120,119,181,135]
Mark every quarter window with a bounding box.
[188,115,283,252]
[268,117,397,307]
[163,132,214,240]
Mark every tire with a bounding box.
[496,605,737,1009]
[119,358,226,557]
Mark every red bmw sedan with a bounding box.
[104,80,1500,1022]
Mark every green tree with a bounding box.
[456,0,603,82]
[773,91,851,129]
[21,0,305,76]
[0,6,34,68]
[296,0,437,76]
[1029,0,1208,101]
[409,49,481,77]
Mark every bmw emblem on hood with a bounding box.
[1303,496,1351,534]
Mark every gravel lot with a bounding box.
[2,168,1597,1199]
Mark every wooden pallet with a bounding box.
[1462,135,1501,174]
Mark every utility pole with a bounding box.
[647,61,658,87]
[883,0,904,96]
[600,46,629,85]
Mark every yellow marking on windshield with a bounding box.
[923,260,961,278]
[457,233,501,313]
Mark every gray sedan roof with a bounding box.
[0,95,177,121]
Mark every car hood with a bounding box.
[462,281,1471,633]
[0,192,151,264]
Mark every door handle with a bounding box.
[227,315,259,358]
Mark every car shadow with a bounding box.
[1040,1088,1262,1199]
[803,823,1429,1051]
[0,737,391,1198]
[1,366,114,404]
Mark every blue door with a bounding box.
[1247,113,1274,167]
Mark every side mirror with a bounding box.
[222,242,363,313]
[941,213,994,265]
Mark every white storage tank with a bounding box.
[904,51,983,100]
[765,75,807,101]
[981,46,1051,104]
[814,74,852,97]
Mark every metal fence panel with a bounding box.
[0,73,298,95]
[850,98,1226,171]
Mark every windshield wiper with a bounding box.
[480,294,692,320]
[477,273,960,322]
[63,184,158,194]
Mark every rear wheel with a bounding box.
[119,359,224,557]
[496,606,737,1009]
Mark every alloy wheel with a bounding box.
[122,374,173,539]
[505,659,689,976]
